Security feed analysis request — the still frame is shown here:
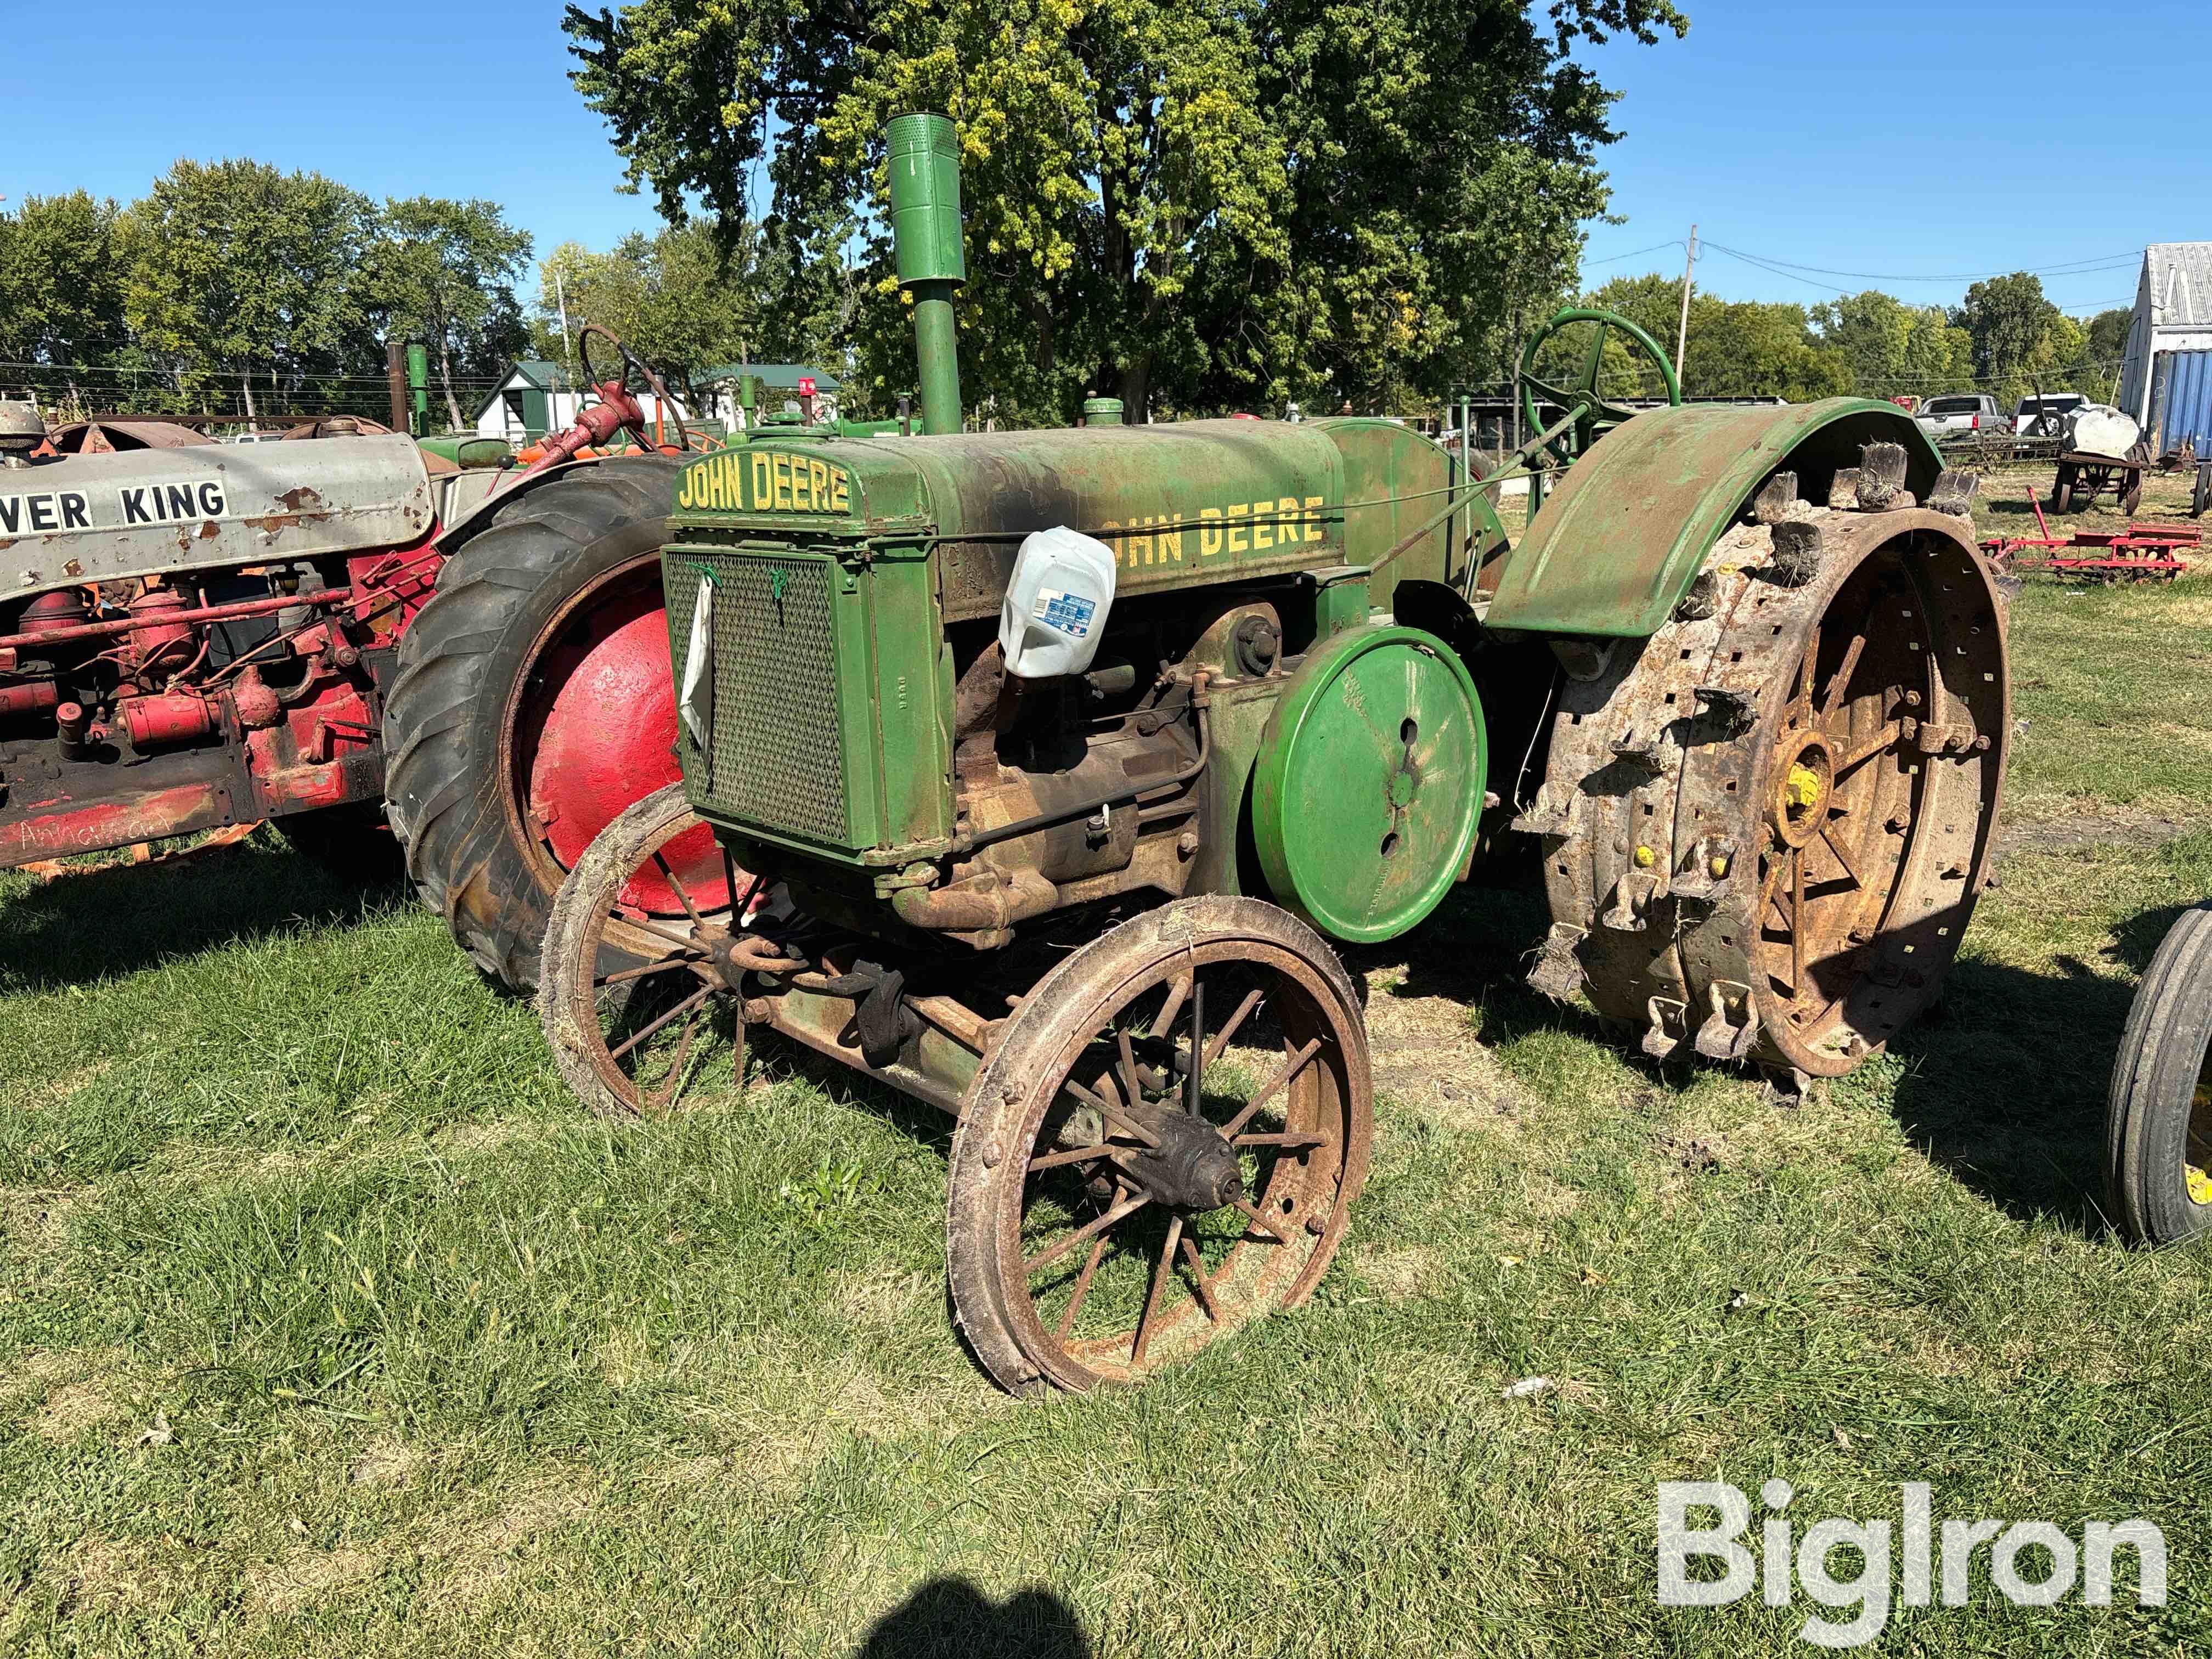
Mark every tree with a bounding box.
[2080,305,2132,402]
[561,0,1688,423]
[1954,272,2068,410]
[533,219,804,400]
[0,193,132,377]
[2085,304,2132,365]
[1809,290,1971,400]
[1552,273,1850,402]
[366,198,534,428]
[121,160,381,419]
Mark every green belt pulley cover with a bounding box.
[1251,625,1486,943]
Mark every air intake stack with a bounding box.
[887,114,967,436]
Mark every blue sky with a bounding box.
[4,1,2205,319]
[1578,0,2212,317]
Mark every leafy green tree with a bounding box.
[2084,304,2132,370]
[1954,272,2071,410]
[1810,289,1971,399]
[366,198,534,429]
[121,159,381,419]
[0,193,132,377]
[533,219,807,401]
[1550,273,1849,402]
[562,0,1688,423]
[1681,297,1851,400]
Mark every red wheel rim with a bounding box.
[510,559,727,916]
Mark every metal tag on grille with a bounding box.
[680,572,715,768]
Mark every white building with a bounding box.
[470,360,692,444]
[2117,244,2212,430]
[468,359,843,444]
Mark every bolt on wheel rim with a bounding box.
[998,945,1364,1387]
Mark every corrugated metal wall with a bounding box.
[2151,349,2212,452]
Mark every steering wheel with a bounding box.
[578,323,690,454]
[1516,307,1681,487]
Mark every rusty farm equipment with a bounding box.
[0,329,730,988]
[533,115,2015,1395]
[1980,503,2196,584]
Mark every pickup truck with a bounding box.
[2011,392,2091,440]
[1915,393,2010,436]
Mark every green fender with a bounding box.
[1486,398,1945,639]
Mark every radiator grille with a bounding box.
[665,550,848,844]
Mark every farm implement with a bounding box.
[536,116,2015,1394]
[1980,501,2196,584]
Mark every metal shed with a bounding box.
[2118,245,2212,437]
[2148,349,2212,455]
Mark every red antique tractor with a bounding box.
[0,328,710,989]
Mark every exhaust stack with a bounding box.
[887,114,966,436]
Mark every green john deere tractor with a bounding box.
[536,115,2012,1393]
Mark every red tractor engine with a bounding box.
[2,331,710,991]
[0,430,442,866]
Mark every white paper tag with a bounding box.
[680,574,714,752]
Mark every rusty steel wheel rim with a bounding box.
[1742,530,1985,1065]
[1533,504,2007,1080]
[1750,551,1920,1028]
[565,808,751,1117]
[989,939,1365,1390]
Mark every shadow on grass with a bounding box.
[0,833,405,994]
[855,1578,1090,1659]
[1355,864,2200,1239]
[1887,901,2195,1234]
[743,1028,957,1158]
[1346,872,1696,1094]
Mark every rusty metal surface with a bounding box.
[1524,499,2007,1078]
[44,419,213,454]
[0,776,239,867]
[0,586,350,654]
[1491,399,1944,637]
[1,435,433,599]
[943,895,1372,1393]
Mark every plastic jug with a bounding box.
[998,525,1118,679]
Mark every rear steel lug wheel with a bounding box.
[1534,501,2008,1077]
[947,896,1372,1395]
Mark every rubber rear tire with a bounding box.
[383,455,682,990]
[2107,901,2212,1245]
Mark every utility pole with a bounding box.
[1674,224,1699,382]
[555,267,575,390]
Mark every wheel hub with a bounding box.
[1770,731,1836,849]
[1126,1108,1245,1212]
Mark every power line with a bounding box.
[1697,242,1873,295]
[1697,242,2141,284]
[1582,238,1684,268]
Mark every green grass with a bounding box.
[6,534,2212,1655]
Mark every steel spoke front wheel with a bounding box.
[539,782,756,1118]
[946,896,1373,1395]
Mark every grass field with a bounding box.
[4,460,2211,1656]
